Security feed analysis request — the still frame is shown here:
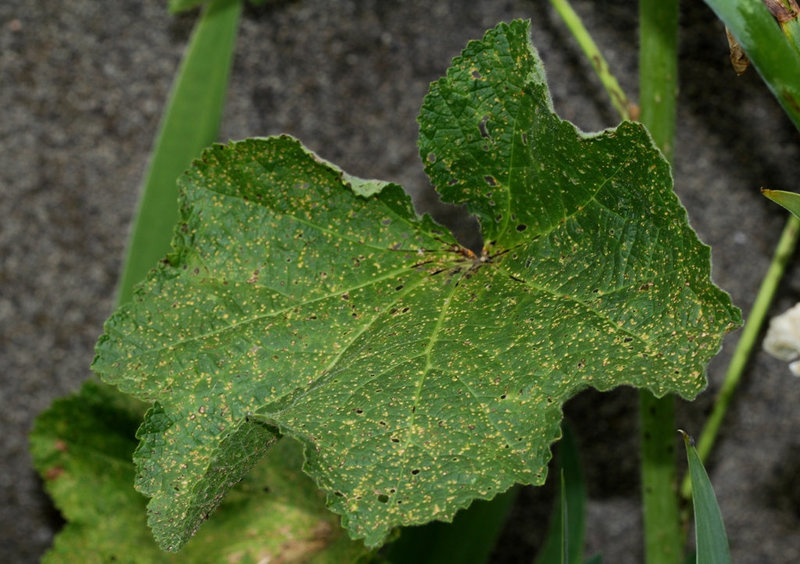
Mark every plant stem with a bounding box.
[680,213,800,498]
[548,0,631,121]
[638,1,681,563]
[116,0,242,305]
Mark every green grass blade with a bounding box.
[703,0,800,134]
[116,0,241,305]
[680,431,731,564]
[534,423,586,564]
[762,188,800,218]
[170,0,207,14]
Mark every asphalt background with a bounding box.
[2,1,800,562]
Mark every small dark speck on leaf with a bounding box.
[377,494,389,503]
[516,224,527,232]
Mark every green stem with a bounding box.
[548,0,631,121]
[680,214,800,498]
[116,0,242,305]
[638,1,681,563]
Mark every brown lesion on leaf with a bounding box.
[44,466,65,481]
[763,0,800,23]
[725,27,750,75]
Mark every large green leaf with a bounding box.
[30,381,371,563]
[92,20,740,550]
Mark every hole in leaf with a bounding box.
[472,69,481,79]
[377,494,389,503]
[427,152,436,163]
[411,469,420,475]
[516,224,527,232]
[484,175,498,187]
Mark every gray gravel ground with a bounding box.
[2,1,800,562]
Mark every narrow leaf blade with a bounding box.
[703,0,800,134]
[534,423,586,564]
[680,431,731,564]
[118,0,241,304]
[761,188,800,218]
